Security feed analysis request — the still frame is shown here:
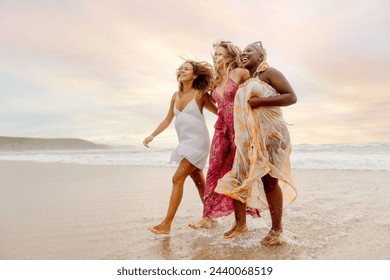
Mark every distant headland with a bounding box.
[0,136,111,151]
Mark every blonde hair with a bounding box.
[250,41,267,62]
[176,60,214,96]
[212,40,243,85]
[249,41,269,75]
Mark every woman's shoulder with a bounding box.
[262,67,283,77]
[231,67,249,75]
[230,67,250,84]
[260,66,288,85]
[170,91,179,102]
[197,90,212,99]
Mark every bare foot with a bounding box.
[188,217,216,229]
[148,224,170,235]
[223,223,248,239]
[260,229,283,246]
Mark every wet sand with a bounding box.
[0,161,389,260]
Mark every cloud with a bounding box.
[0,0,389,145]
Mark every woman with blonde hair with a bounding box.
[143,59,217,234]
[189,41,260,231]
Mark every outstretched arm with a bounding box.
[143,93,176,147]
[248,67,297,108]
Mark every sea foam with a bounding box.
[0,143,389,171]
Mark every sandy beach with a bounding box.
[0,161,389,260]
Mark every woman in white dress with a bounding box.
[143,60,217,234]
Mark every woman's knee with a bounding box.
[172,159,195,185]
[262,174,278,192]
[172,174,185,186]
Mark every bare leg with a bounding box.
[261,173,283,245]
[188,169,217,229]
[189,169,206,203]
[223,199,247,239]
[148,159,197,234]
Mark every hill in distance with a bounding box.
[0,136,111,151]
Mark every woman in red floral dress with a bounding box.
[189,41,260,232]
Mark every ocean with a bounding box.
[0,142,389,171]
[1,143,389,261]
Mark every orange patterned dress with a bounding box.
[215,77,297,211]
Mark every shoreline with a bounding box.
[0,161,389,260]
[1,159,387,172]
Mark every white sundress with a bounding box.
[170,99,210,169]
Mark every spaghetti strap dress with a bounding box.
[170,98,210,169]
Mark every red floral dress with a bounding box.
[203,78,261,218]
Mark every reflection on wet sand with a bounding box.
[160,237,172,259]
[146,216,304,260]
[1,164,389,260]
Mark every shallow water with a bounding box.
[1,164,389,260]
[123,169,390,260]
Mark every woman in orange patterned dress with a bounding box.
[215,42,298,244]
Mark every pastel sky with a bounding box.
[1,0,389,146]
